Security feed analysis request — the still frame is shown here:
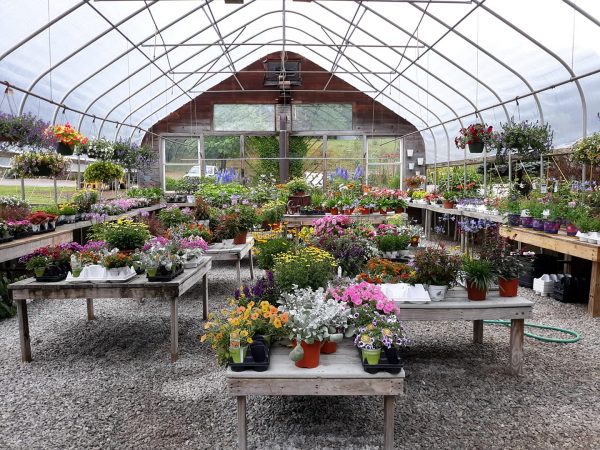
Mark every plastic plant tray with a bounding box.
[358,348,403,375]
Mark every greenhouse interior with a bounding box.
[1,0,600,449]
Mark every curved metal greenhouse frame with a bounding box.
[1,0,600,163]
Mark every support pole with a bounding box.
[53,178,58,204]
[20,178,25,201]
[322,135,328,193]
[279,112,288,182]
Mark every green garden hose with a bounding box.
[483,320,581,343]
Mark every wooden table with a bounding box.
[0,229,74,264]
[226,340,405,450]
[205,238,254,285]
[499,225,600,317]
[8,256,212,363]
[398,289,534,375]
[283,213,393,227]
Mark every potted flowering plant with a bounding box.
[412,246,462,301]
[571,132,600,167]
[140,237,184,280]
[84,161,124,192]
[102,251,134,277]
[0,113,56,148]
[77,138,114,160]
[178,236,209,268]
[44,123,88,155]
[354,313,408,365]
[224,204,258,244]
[404,175,425,190]
[279,286,350,368]
[25,255,49,278]
[91,219,151,251]
[273,246,337,293]
[442,190,460,209]
[356,258,415,284]
[455,123,496,153]
[11,151,70,178]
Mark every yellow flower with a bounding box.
[247,337,253,344]
[240,330,248,337]
[247,301,255,309]
[200,335,207,342]
[273,318,282,329]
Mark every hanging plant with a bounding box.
[77,138,114,160]
[84,161,124,185]
[10,151,70,178]
[454,123,497,153]
[0,113,56,149]
[571,132,600,166]
[498,119,553,161]
[44,123,88,155]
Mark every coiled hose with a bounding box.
[483,320,581,343]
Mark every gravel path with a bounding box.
[1,260,599,449]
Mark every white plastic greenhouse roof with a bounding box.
[1,0,600,163]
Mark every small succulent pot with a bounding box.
[362,348,382,365]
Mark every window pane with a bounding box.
[213,104,275,131]
[292,104,352,131]
[165,138,198,164]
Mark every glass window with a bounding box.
[292,104,353,131]
[213,104,275,131]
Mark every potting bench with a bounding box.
[398,289,534,375]
[8,256,212,363]
[204,237,254,285]
[226,340,405,450]
[499,225,600,317]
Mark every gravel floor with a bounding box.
[1,260,599,449]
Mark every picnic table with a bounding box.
[9,256,212,363]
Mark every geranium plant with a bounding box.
[454,123,496,150]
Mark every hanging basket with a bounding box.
[468,142,484,153]
[57,142,74,156]
[35,163,53,177]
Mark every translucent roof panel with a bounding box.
[1,0,600,163]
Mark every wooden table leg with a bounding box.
[170,297,178,362]
[383,395,395,450]
[202,273,208,320]
[588,261,600,317]
[510,318,524,375]
[237,395,247,450]
[236,259,241,286]
[16,299,32,362]
[86,298,95,321]
[249,249,254,281]
[473,320,483,344]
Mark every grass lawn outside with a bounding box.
[0,185,78,205]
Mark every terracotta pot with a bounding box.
[233,231,248,245]
[395,208,404,214]
[566,223,578,236]
[498,277,518,297]
[330,207,339,215]
[343,209,352,215]
[320,340,337,354]
[443,200,455,209]
[295,340,322,368]
[467,282,487,301]
[359,207,370,215]
[379,208,387,215]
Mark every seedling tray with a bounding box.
[35,273,67,282]
[358,348,403,375]
[229,346,270,372]
[147,266,184,282]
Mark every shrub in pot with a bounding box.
[255,237,296,270]
[91,219,151,251]
[412,246,462,301]
[83,161,124,191]
[462,257,494,301]
[286,177,310,196]
[273,247,336,293]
